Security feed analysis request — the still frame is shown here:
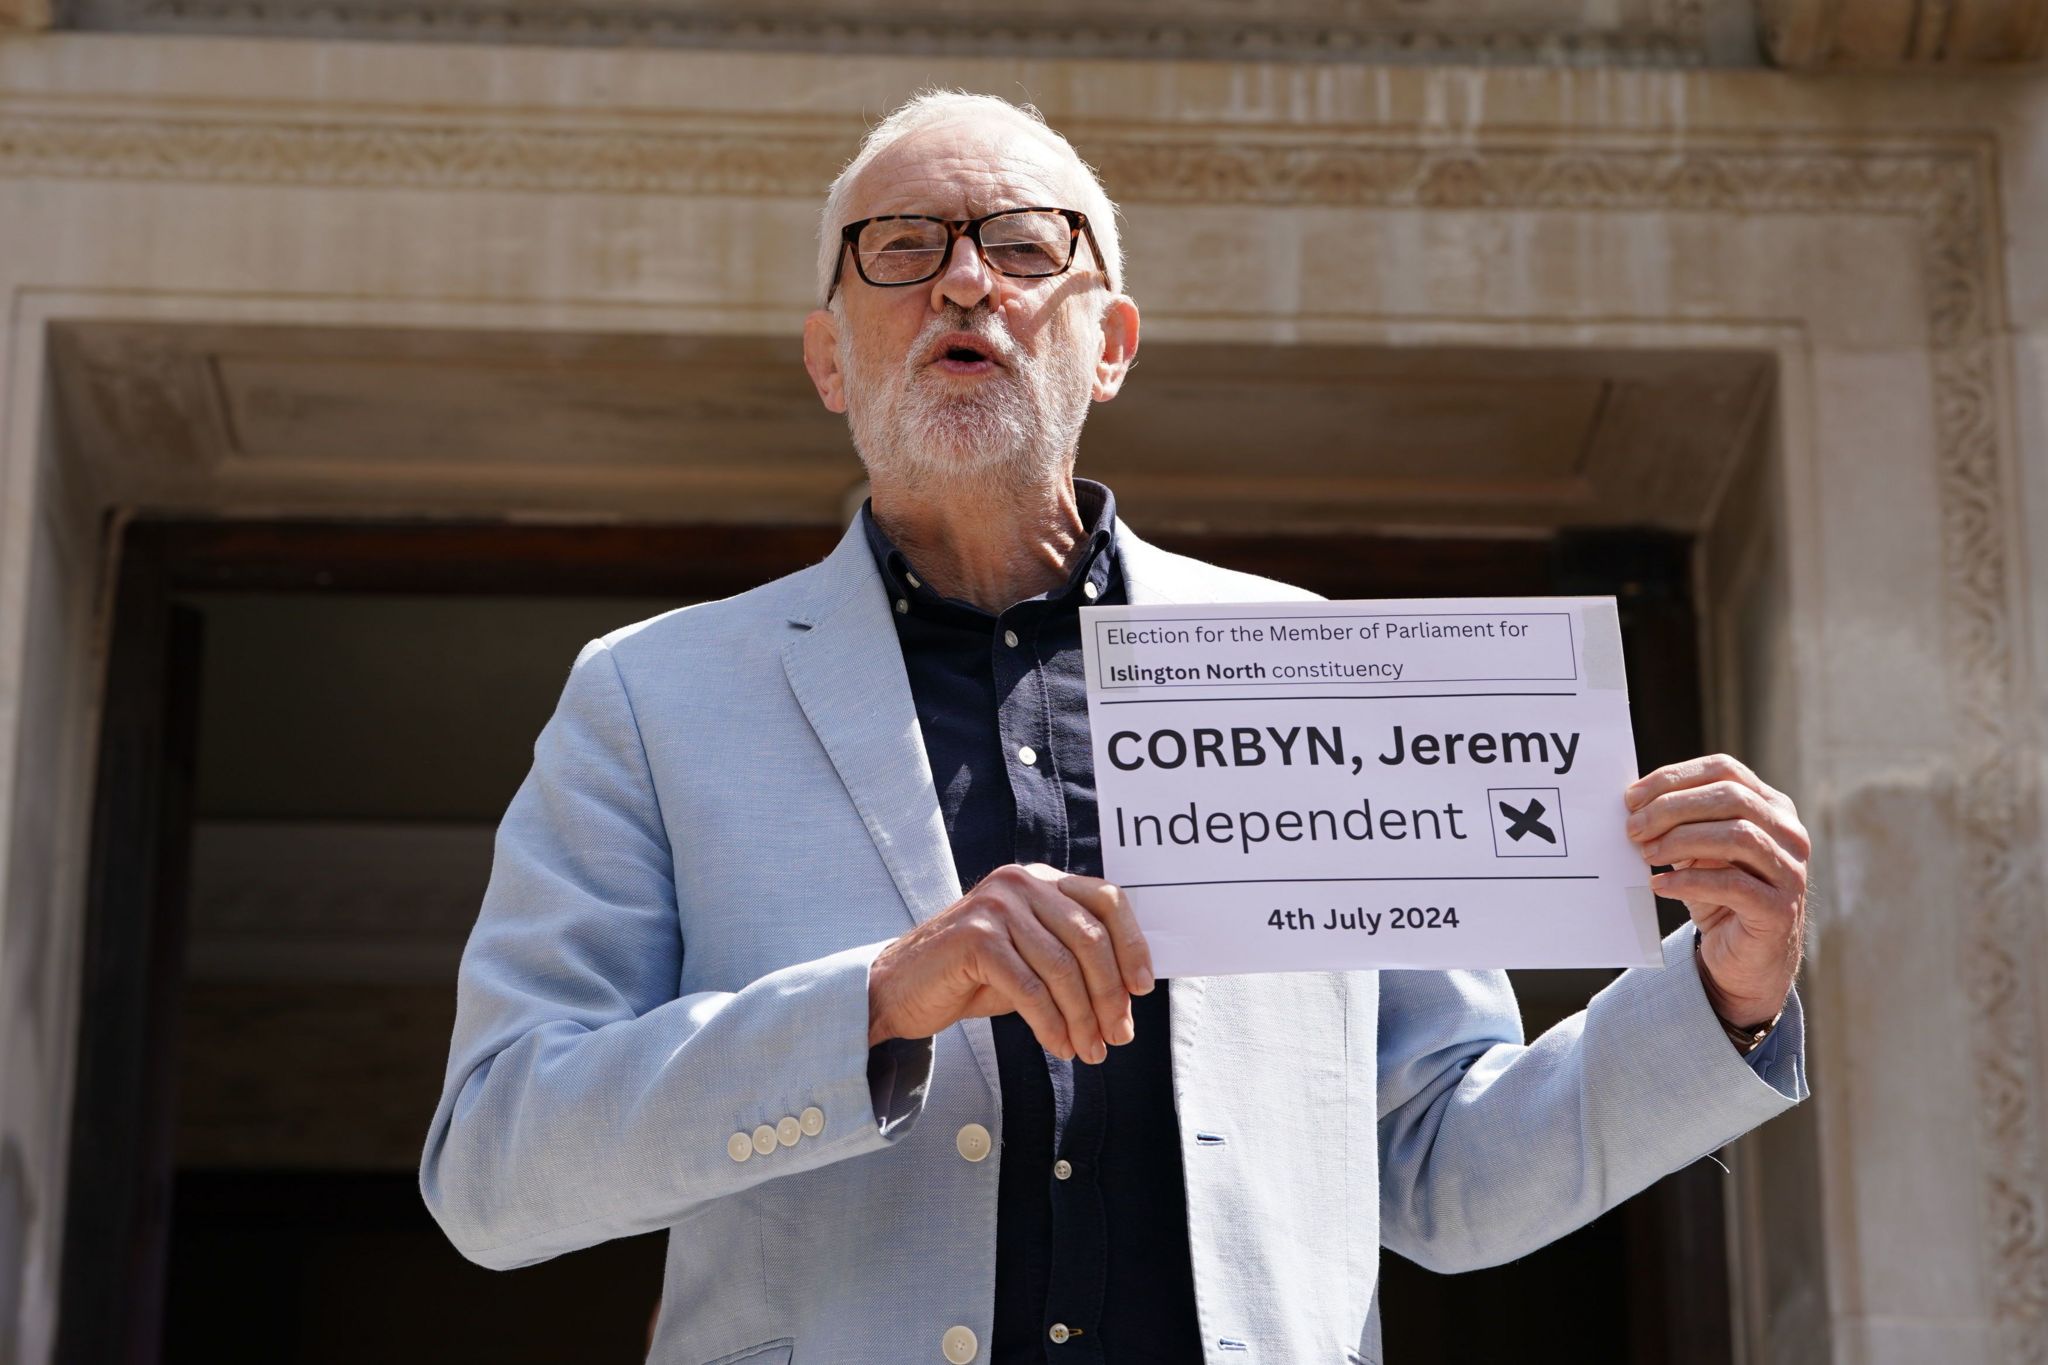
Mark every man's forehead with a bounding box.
[847,117,1081,220]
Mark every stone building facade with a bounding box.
[0,2,2045,1363]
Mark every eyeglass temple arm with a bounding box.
[1078,218,1114,294]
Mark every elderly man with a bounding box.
[420,91,1809,1364]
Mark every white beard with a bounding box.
[841,307,1096,497]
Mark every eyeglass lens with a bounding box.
[856,211,1072,285]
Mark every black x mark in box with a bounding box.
[1489,787,1569,858]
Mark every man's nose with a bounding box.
[929,231,995,311]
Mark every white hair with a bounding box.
[815,89,1126,308]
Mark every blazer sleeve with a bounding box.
[419,637,935,1271]
[1375,920,1807,1274]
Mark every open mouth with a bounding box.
[927,332,1001,376]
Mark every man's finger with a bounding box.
[975,928,1077,1062]
[1021,877,1132,1052]
[1626,752,1783,814]
[1006,905,1108,1064]
[1649,864,1793,934]
[1638,818,1803,894]
[1058,873,1155,997]
[1625,779,1789,849]
[1634,781,1809,861]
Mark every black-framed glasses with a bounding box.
[825,207,1110,304]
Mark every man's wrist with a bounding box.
[867,994,892,1049]
[1716,1010,1780,1055]
[867,941,897,1048]
[1694,928,1784,1054]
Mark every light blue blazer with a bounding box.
[420,516,1806,1365]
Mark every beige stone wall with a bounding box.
[0,34,2042,1365]
[1998,75,2048,1365]
[54,0,1764,65]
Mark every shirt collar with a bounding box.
[861,478,1120,622]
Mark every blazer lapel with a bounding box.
[1111,525,1212,1098]
[780,520,1001,1098]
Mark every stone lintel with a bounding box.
[1763,0,2047,67]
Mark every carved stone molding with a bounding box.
[57,0,1742,67]
[0,107,2039,1357]
[0,113,850,193]
[1763,0,2048,67]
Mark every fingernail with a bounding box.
[1134,967,1155,994]
[1643,841,1661,859]
[1092,1041,1108,1064]
[1118,1015,1136,1044]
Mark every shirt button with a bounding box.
[751,1124,778,1156]
[895,598,908,614]
[1017,745,1037,766]
[1003,629,1019,648]
[1053,1158,1073,1180]
[800,1105,826,1137]
[956,1122,992,1162]
[1082,581,1099,600]
[943,1325,978,1362]
[776,1116,802,1147]
[1049,1323,1072,1344]
[727,1132,753,1163]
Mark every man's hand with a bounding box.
[867,863,1156,1063]
[1625,754,1809,1029]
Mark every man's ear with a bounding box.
[1091,294,1140,402]
[803,308,848,414]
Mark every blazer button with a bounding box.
[800,1106,826,1137]
[776,1116,802,1147]
[751,1124,778,1157]
[1049,1323,1071,1344]
[727,1132,752,1163]
[942,1325,978,1362]
[955,1123,992,1162]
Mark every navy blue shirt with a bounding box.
[862,480,1203,1365]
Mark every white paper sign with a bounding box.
[1080,597,1662,976]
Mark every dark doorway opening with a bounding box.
[64,518,1723,1365]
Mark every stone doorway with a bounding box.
[68,515,1735,1363]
